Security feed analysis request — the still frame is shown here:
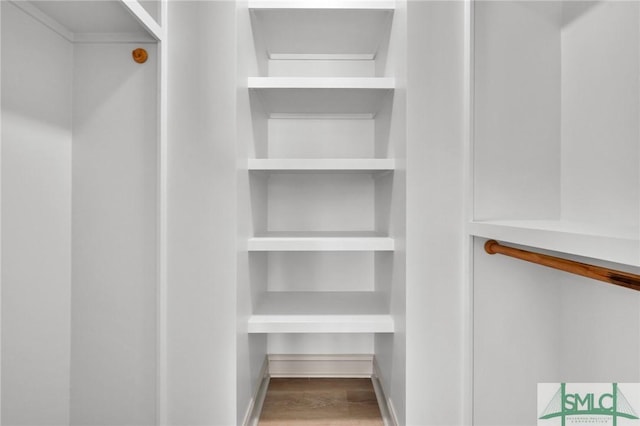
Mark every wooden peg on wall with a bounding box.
[132,48,148,64]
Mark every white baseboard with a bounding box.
[242,359,269,426]
[373,358,399,426]
[268,354,374,378]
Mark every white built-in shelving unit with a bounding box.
[244,1,397,337]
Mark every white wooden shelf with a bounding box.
[14,0,162,43]
[249,78,394,114]
[248,231,394,251]
[249,77,394,89]
[248,158,395,172]
[248,291,394,333]
[469,219,640,266]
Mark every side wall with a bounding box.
[473,1,561,221]
[473,240,562,425]
[375,0,407,423]
[236,1,269,423]
[166,2,238,424]
[1,3,72,424]
[560,2,639,228]
[405,1,466,424]
[70,42,158,425]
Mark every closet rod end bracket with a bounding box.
[484,239,499,255]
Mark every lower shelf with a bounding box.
[248,291,394,334]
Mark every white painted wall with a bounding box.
[1,3,72,424]
[267,118,374,159]
[268,252,374,292]
[267,174,375,232]
[560,1,639,229]
[404,1,465,424]
[139,0,161,25]
[559,266,640,382]
[167,2,239,424]
[474,239,640,424]
[473,239,563,425]
[473,1,562,221]
[70,42,158,426]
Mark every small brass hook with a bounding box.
[132,48,148,64]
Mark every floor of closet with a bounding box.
[258,378,384,426]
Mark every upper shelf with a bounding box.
[13,0,162,43]
[249,77,394,114]
[469,219,640,267]
[249,3,394,58]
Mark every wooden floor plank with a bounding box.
[259,378,384,426]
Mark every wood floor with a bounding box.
[258,378,384,426]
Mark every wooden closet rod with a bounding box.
[484,240,640,292]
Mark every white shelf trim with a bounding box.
[248,314,394,333]
[269,53,376,61]
[248,158,396,171]
[73,33,156,44]
[268,113,374,119]
[469,219,640,266]
[249,77,395,89]
[248,232,394,251]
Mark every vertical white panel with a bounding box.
[473,1,562,221]
[71,43,157,425]
[559,269,640,382]
[561,2,639,228]
[0,2,3,422]
[157,0,169,422]
[238,1,269,423]
[404,1,465,424]
[473,240,563,425]
[167,2,239,424]
[1,3,72,424]
[375,0,407,424]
